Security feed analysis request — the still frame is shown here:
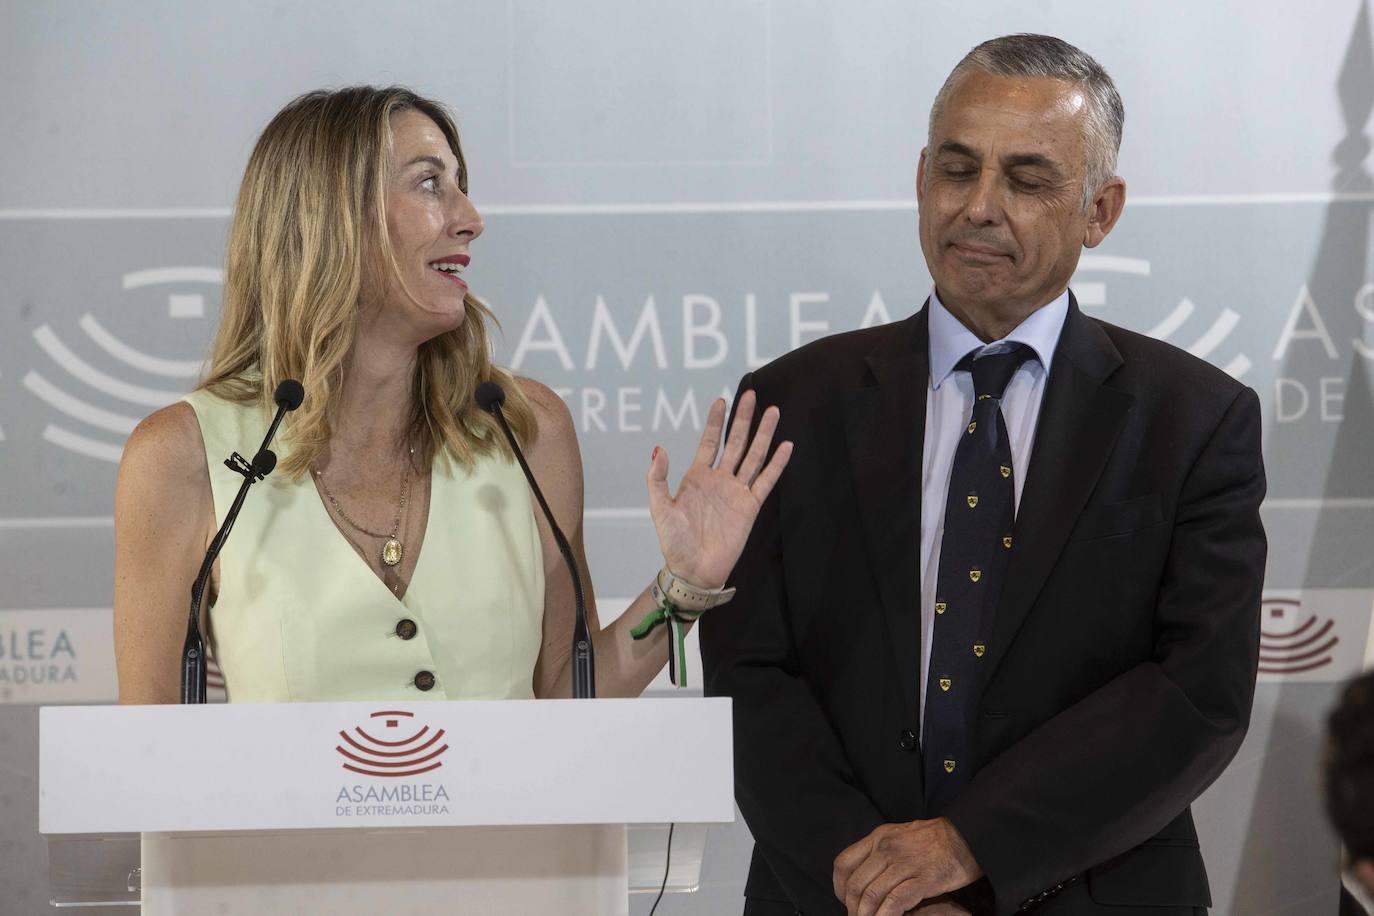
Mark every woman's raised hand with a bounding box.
[645,391,793,589]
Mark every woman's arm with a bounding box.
[520,378,790,699]
[113,403,216,704]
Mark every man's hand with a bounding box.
[911,897,973,915]
[832,817,982,916]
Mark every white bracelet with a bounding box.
[653,565,736,614]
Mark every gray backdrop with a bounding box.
[2,1,1373,913]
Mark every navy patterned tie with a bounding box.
[923,344,1033,813]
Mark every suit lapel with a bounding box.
[979,297,1134,684]
[842,308,928,718]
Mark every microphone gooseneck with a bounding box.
[477,380,596,699]
[180,378,303,704]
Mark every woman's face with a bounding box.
[368,108,483,342]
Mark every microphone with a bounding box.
[476,381,595,699]
[180,379,304,703]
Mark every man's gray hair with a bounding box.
[928,34,1125,210]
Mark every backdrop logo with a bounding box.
[1258,597,1339,675]
[335,710,449,777]
[22,267,214,462]
[0,624,77,688]
[1073,255,1251,379]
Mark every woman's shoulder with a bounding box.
[512,376,576,450]
[122,402,205,475]
[117,401,213,525]
[509,375,583,505]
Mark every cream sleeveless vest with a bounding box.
[183,390,545,703]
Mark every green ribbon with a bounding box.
[630,598,704,687]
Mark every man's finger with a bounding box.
[874,878,931,916]
[832,832,876,902]
[846,852,899,916]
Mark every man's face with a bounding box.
[918,70,1113,318]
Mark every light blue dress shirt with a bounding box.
[918,288,1070,735]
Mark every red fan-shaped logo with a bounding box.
[1258,598,1338,675]
[336,710,449,777]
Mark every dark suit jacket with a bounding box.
[701,296,1265,915]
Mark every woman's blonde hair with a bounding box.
[201,85,535,477]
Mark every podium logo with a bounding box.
[1258,597,1339,675]
[204,655,226,702]
[335,709,449,777]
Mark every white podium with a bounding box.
[40,698,733,914]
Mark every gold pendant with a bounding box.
[382,538,404,567]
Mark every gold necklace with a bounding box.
[314,463,411,568]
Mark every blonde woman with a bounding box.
[113,86,791,704]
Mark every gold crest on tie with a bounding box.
[967,494,979,508]
[1002,536,1013,549]
[943,759,957,773]
[973,643,986,658]
[939,677,951,692]
[967,421,977,434]
[1000,465,1011,478]
[969,568,982,583]
[935,602,947,615]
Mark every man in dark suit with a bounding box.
[701,34,1265,916]
[1325,670,1374,913]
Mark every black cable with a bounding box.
[648,822,675,915]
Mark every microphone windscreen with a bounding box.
[252,449,278,476]
[274,379,305,411]
[475,381,507,413]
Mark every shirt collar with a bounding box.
[927,287,1070,390]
